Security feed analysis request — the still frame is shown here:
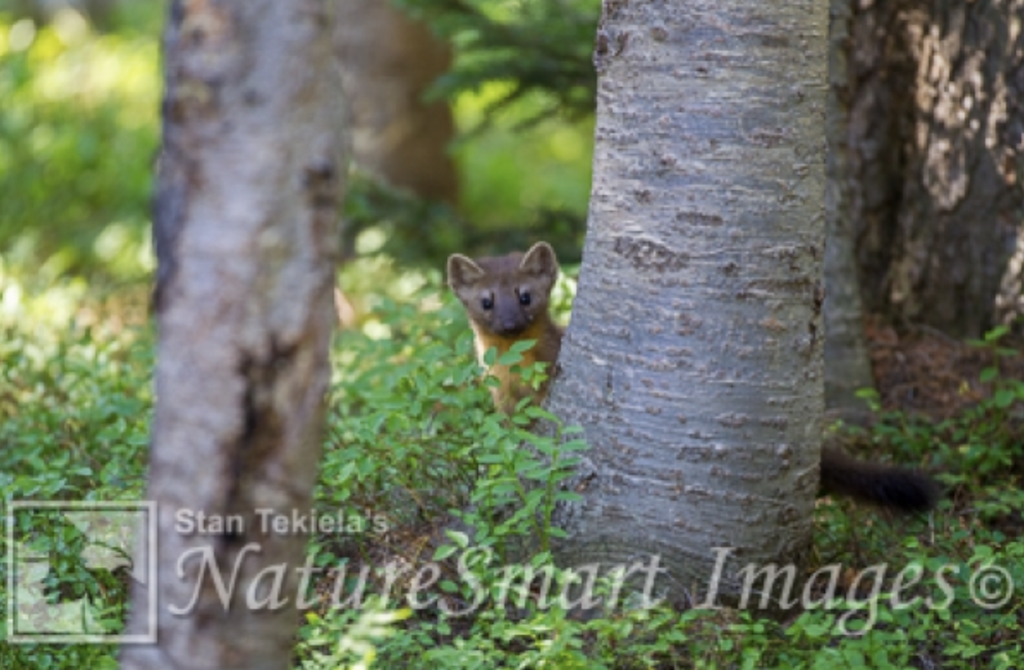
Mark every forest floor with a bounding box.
[867,315,1024,418]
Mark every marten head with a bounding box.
[447,242,560,337]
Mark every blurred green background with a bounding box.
[0,0,595,316]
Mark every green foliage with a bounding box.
[0,4,594,276]
[0,11,159,282]
[305,286,597,669]
[394,0,598,125]
[319,294,489,529]
[0,280,151,669]
[296,601,411,670]
[302,304,1024,669]
[0,286,152,502]
[317,287,582,554]
[3,275,1023,669]
[959,325,1024,475]
[854,324,1024,521]
[451,89,593,242]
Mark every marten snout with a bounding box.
[491,294,530,335]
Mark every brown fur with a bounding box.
[447,242,564,413]
[447,243,938,513]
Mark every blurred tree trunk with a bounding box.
[845,0,1024,338]
[121,1,344,669]
[546,0,826,603]
[825,0,874,419]
[335,0,457,205]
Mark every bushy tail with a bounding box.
[820,446,939,513]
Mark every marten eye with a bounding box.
[518,290,531,306]
[481,296,494,310]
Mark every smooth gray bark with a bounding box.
[121,1,344,669]
[546,0,827,605]
[825,0,874,420]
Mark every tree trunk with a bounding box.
[335,0,457,205]
[546,0,827,604]
[121,2,344,669]
[847,0,1024,337]
[825,0,875,419]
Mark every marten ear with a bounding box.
[519,242,559,279]
[447,253,486,290]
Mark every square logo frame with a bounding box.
[6,500,157,644]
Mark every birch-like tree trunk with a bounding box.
[825,0,874,419]
[121,1,344,668]
[547,0,827,603]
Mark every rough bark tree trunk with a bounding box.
[825,0,875,419]
[546,0,827,604]
[121,1,344,669]
[335,0,457,205]
[847,0,1024,337]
